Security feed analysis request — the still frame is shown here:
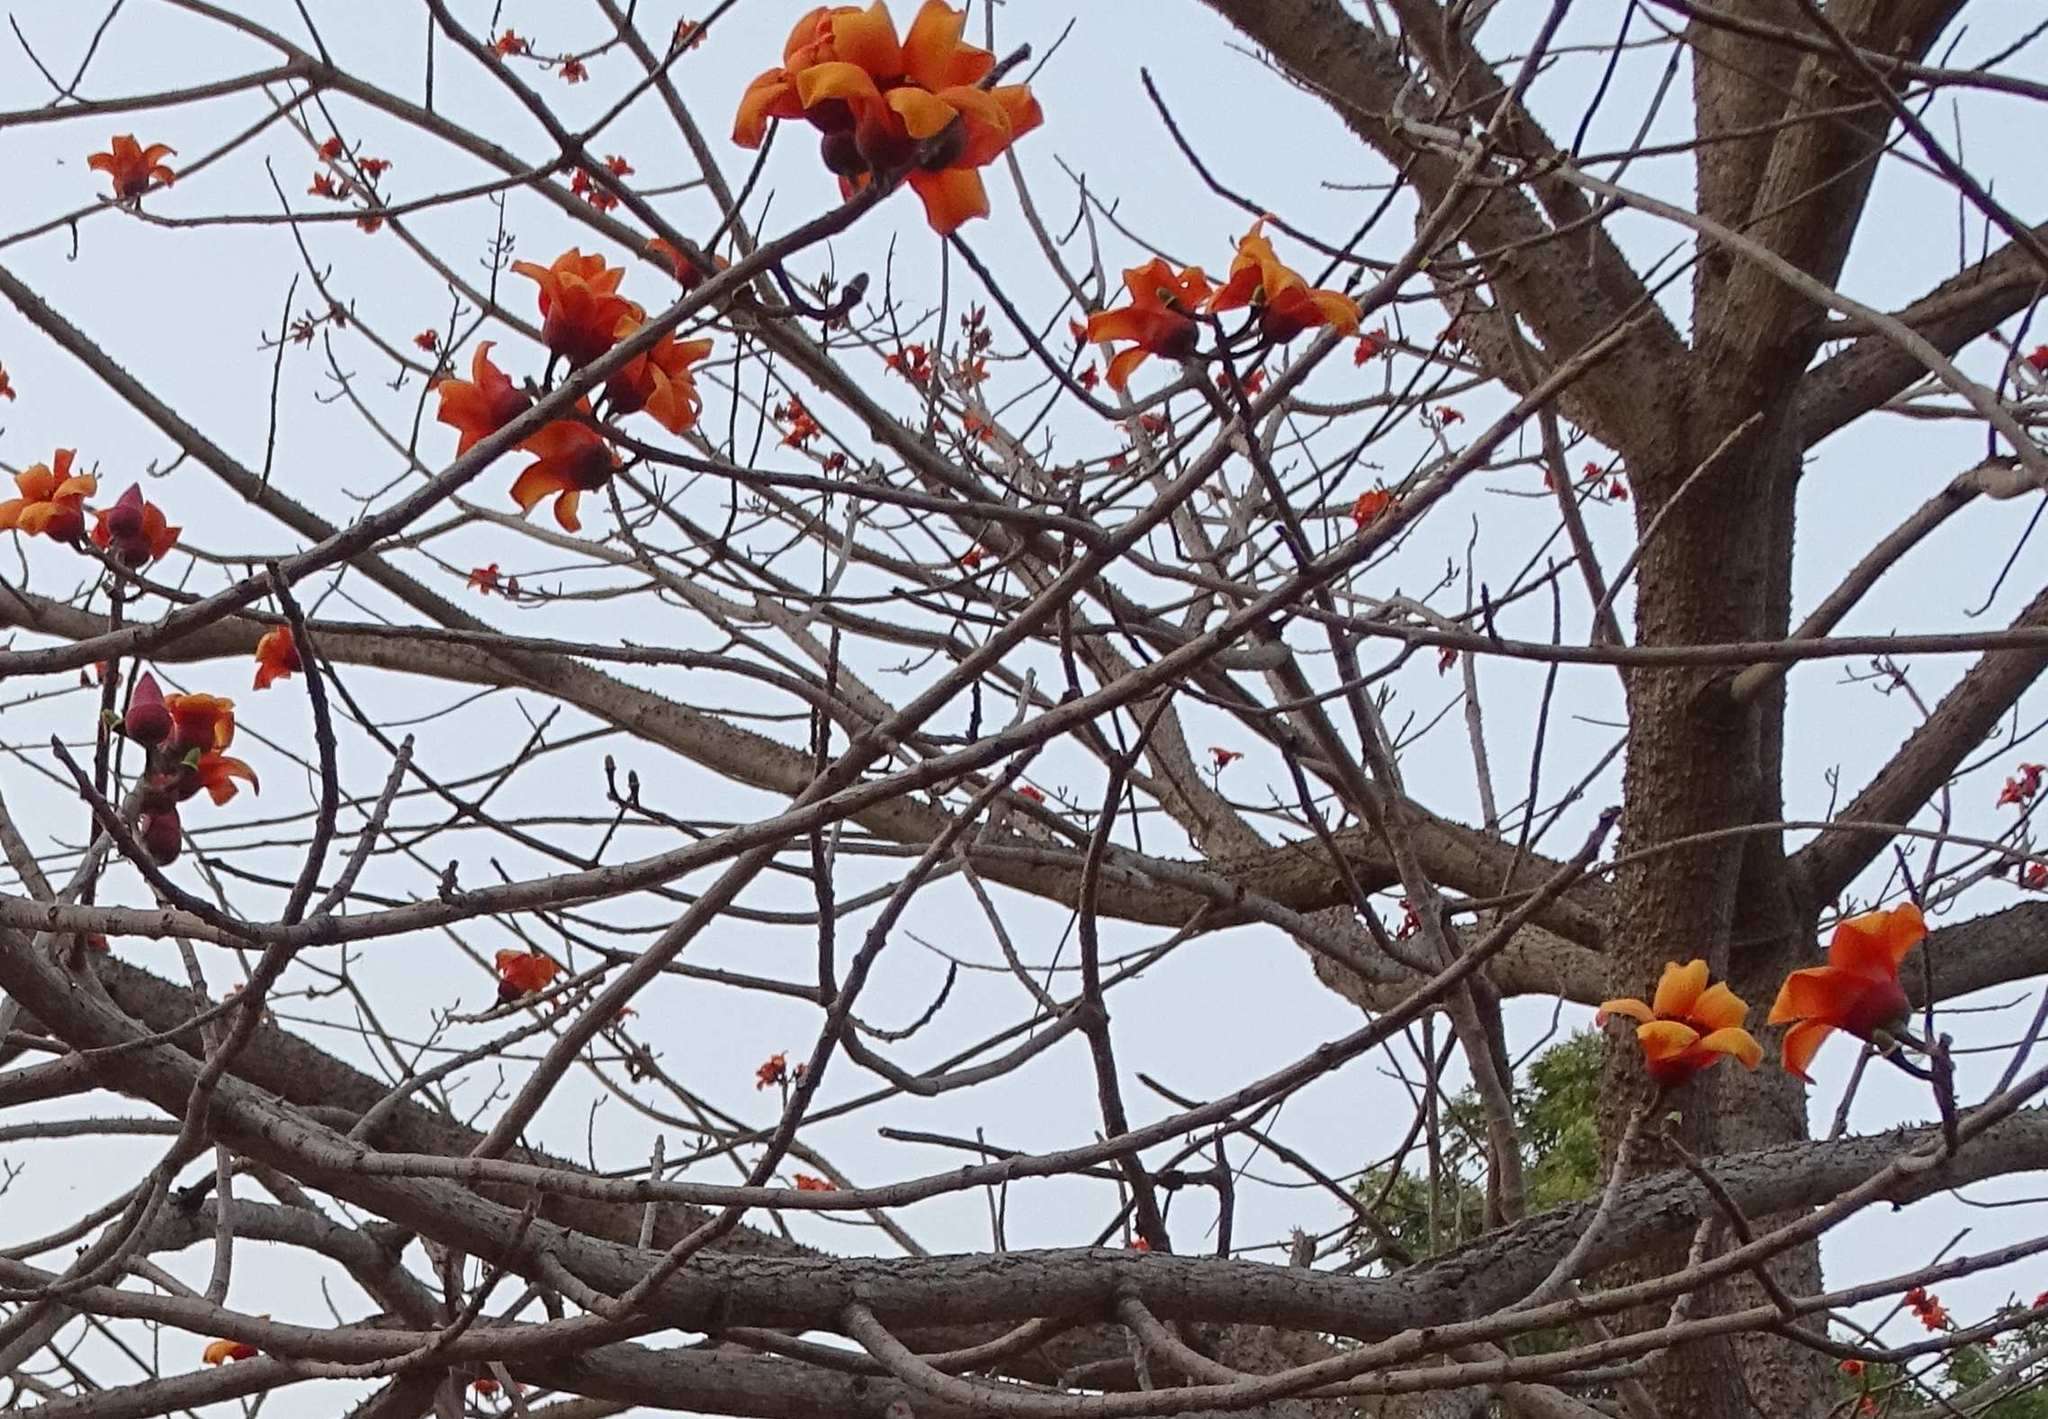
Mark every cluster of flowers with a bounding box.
[1598,902,1927,1087]
[118,676,259,865]
[1085,219,1361,391]
[734,1,1043,234]
[433,248,714,533]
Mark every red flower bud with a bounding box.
[124,672,172,745]
[139,807,181,865]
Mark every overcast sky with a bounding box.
[3,2,2047,1414]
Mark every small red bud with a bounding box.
[106,484,146,542]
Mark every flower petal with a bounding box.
[1690,980,1750,1032]
[1651,959,1709,1020]
[1827,902,1926,977]
[1694,1026,1763,1071]
[1105,345,1152,393]
[830,2,904,77]
[1635,1019,1702,1065]
[1768,964,1857,1026]
[903,1,993,90]
[886,85,962,141]
[796,60,883,110]
[905,166,988,234]
[1594,996,1655,1026]
[1780,1018,1836,1083]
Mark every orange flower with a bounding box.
[1350,488,1394,530]
[509,409,619,534]
[91,484,179,567]
[1597,959,1763,1087]
[253,626,301,691]
[793,1173,837,1191]
[88,135,176,198]
[1769,903,1925,1082]
[435,342,534,455]
[737,2,1041,234]
[495,949,561,1001]
[510,250,641,367]
[1208,219,1360,343]
[606,329,714,434]
[164,692,236,754]
[0,450,98,543]
[1084,259,1213,392]
[202,1338,257,1365]
[756,1051,789,1089]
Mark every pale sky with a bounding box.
[2,1,2046,1414]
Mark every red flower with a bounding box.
[755,1051,789,1089]
[886,342,933,385]
[1839,1359,1864,1377]
[0,450,97,543]
[1077,364,1099,391]
[253,626,301,691]
[1016,785,1044,804]
[2028,864,2048,891]
[559,57,589,83]
[1998,762,2046,807]
[793,1173,837,1191]
[604,154,634,177]
[509,409,620,534]
[674,20,706,51]
[1350,488,1394,531]
[958,545,985,570]
[469,564,501,595]
[435,342,534,454]
[357,156,391,179]
[1085,258,1211,392]
[165,691,235,754]
[778,396,822,447]
[1598,960,1764,1087]
[1609,477,1629,502]
[494,949,561,1002]
[0,365,14,401]
[1769,903,1925,1082]
[88,135,176,198]
[493,29,529,56]
[91,484,180,566]
[1436,406,1464,426]
[606,329,714,434]
[510,249,641,368]
[1353,328,1388,364]
[1209,747,1242,769]
[1437,646,1458,674]
[1128,1236,1151,1252]
[414,329,440,352]
[2025,346,2048,374]
[1209,219,1360,343]
[318,136,345,161]
[1135,412,1170,437]
[1904,1286,1951,1331]
[202,1339,258,1366]
[308,171,349,201]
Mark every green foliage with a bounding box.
[1350,1029,1605,1265]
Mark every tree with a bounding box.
[1,2,2047,1417]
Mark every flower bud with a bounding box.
[139,807,181,865]
[123,672,171,745]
